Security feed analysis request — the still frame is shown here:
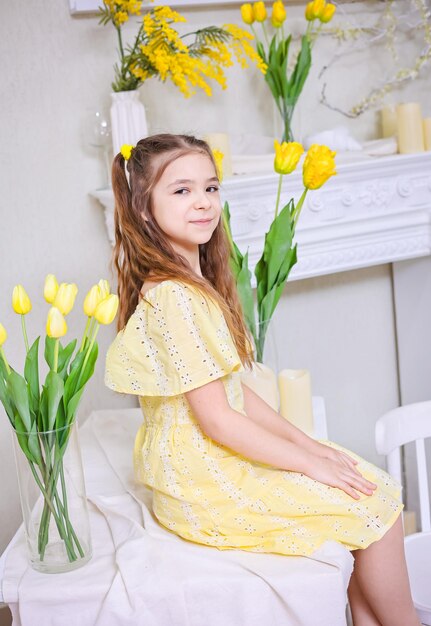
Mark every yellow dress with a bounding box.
[105,280,403,557]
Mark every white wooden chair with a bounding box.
[375,401,431,626]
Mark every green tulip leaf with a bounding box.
[39,385,48,431]
[289,35,311,101]
[24,336,40,415]
[66,388,85,425]
[58,339,78,378]
[7,371,32,432]
[27,421,43,466]
[236,250,256,343]
[63,351,85,408]
[0,374,15,426]
[45,370,65,431]
[44,336,56,370]
[77,342,98,390]
[14,413,33,463]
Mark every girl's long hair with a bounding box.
[111,133,253,369]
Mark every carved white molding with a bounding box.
[91,152,431,281]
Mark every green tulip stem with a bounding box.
[21,315,29,353]
[53,339,59,373]
[259,23,270,48]
[79,317,92,352]
[274,173,284,219]
[0,348,10,375]
[292,188,308,231]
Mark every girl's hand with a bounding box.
[304,454,377,500]
[315,442,361,475]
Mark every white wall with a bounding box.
[0,0,428,553]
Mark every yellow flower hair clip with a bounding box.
[120,144,135,161]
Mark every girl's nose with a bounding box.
[194,192,212,209]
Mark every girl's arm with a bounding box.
[241,382,362,473]
[241,382,323,455]
[185,379,377,499]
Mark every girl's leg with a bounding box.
[352,513,420,626]
[347,568,382,626]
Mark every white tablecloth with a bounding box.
[2,409,353,626]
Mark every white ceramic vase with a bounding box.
[110,90,148,156]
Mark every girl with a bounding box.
[105,134,420,626]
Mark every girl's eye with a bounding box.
[207,185,219,193]
[174,188,189,195]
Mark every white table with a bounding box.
[0,402,353,626]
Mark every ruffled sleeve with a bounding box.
[105,280,244,397]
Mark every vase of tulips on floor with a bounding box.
[0,277,119,573]
[222,140,336,408]
[239,0,336,142]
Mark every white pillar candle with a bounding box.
[396,103,425,154]
[203,133,233,178]
[241,362,278,411]
[278,369,314,436]
[424,118,431,152]
[380,105,397,138]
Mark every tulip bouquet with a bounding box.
[240,0,336,142]
[0,277,119,569]
[222,140,336,362]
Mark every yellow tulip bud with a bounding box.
[212,149,224,183]
[303,144,337,190]
[0,323,7,346]
[320,3,335,23]
[83,285,102,317]
[271,1,286,26]
[44,274,59,304]
[240,3,255,25]
[253,1,267,22]
[274,140,304,175]
[12,285,32,315]
[305,2,315,21]
[46,307,67,339]
[53,283,78,316]
[310,0,326,20]
[98,279,111,299]
[94,294,119,325]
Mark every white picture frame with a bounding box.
[69,0,241,13]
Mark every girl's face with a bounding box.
[150,152,222,258]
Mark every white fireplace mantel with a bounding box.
[91,152,431,281]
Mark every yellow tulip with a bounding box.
[274,140,304,175]
[46,307,67,339]
[303,144,337,190]
[240,3,254,25]
[83,285,102,317]
[0,323,7,346]
[12,285,32,315]
[54,283,78,316]
[305,2,315,21]
[212,149,224,183]
[320,3,336,23]
[253,1,267,22]
[94,294,119,325]
[271,1,286,26]
[44,274,59,304]
[310,0,326,20]
[98,279,111,299]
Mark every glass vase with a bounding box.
[11,420,92,574]
[241,319,280,411]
